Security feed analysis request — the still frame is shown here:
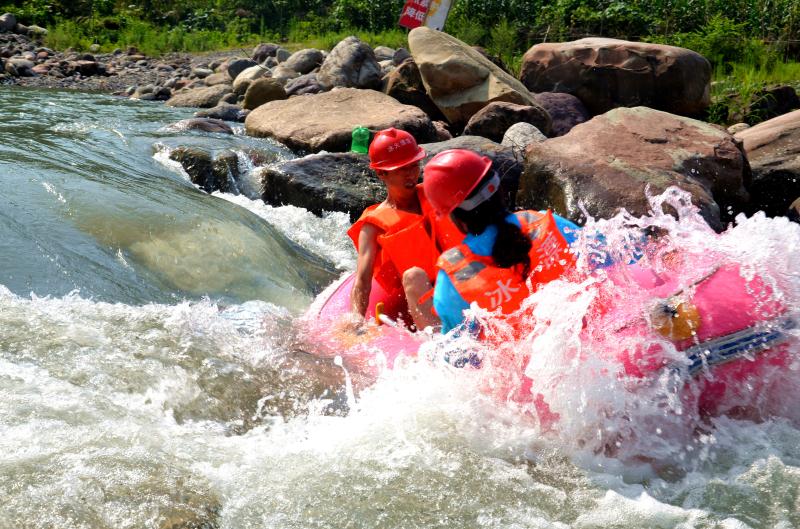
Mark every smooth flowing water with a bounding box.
[1,87,799,529]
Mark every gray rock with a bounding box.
[502,122,547,160]
[275,47,291,63]
[0,13,16,33]
[317,36,381,90]
[5,58,34,76]
[392,47,412,66]
[195,103,250,122]
[283,48,323,75]
[260,152,382,221]
[191,67,213,79]
[373,46,395,61]
[227,58,257,81]
[165,84,232,108]
[284,73,323,96]
[532,92,590,137]
[169,147,238,193]
[252,43,279,63]
[167,118,234,134]
[462,101,552,142]
[232,64,268,95]
[270,65,300,84]
[242,77,287,110]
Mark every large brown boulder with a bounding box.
[383,58,445,121]
[260,152,382,221]
[245,88,434,153]
[532,92,590,137]
[317,36,381,90]
[462,101,551,142]
[520,38,711,116]
[408,27,545,128]
[734,109,800,217]
[517,107,750,230]
[166,84,232,108]
[242,77,287,110]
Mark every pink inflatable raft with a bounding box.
[304,254,796,417]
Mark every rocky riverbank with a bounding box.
[3,13,799,227]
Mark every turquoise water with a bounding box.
[0,86,798,529]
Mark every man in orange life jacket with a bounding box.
[422,149,581,334]
[346,128,462,330]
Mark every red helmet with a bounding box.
[423,149,493,216]
[368,128,426,171]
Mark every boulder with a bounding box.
[741,85,800,125]
[260,152,382,221]
[275,47,291,63]
[252,43,279,63]
[165,84,232,108]
[282,48,323,75]
[408,27,542,128]
[245,87,434,153]
[285,73,324,96]
[242,77,287,110]
[195,103,249,122]
[532,92,590,137]
[383,58,446,122]
[373,46,395,62]
[502,122,547,160]
[203,72,231,86]
[167,118,234,134]
[168,147,238,193]
[232,64,268,95]
[520,38,711,116]
[421,136,523,207]
[517,107,750,230]
[227,58,257,81]
[462,101,552,142]
[317,36,381,90]
[0,13,16,33]
[270,65,300,84]
[392,47,412,66]
[734,109,800,217]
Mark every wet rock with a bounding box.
[532,92,590,137]
[195,103,249,122]
[408,27,541,128]
[283,48,323,75]
[502,122,547,161]
[165,84,232,108]
[252,43,279,63]
[242,77,287,110]
[226,58,257,81]
[734,109,800,217]
[169,147,238,193]
[284,73,323,96]
[167,118,234,134]
[462,101,552,142]
[260,152,382,220]
[317,36,381,90]
[520,38,711,116]
[245,87,434,153]
[517,107,750,230]
[421,136,523,206]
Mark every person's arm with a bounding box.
[350,223,380,317]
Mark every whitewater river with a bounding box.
[1,87,799,529]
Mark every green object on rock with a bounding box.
[351,126,370,154]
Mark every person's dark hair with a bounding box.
[451,172,531,276]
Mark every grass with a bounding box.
[709,60,800,124]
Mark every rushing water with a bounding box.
[1,86,799,529]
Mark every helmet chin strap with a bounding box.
[456,172,500,212]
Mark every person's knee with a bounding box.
[402,267,427,292]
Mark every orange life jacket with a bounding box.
[437,210,574,314]
[348,185,462,295]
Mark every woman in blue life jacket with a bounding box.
[419,149,581,334]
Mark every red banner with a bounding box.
[398,0,430,29]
